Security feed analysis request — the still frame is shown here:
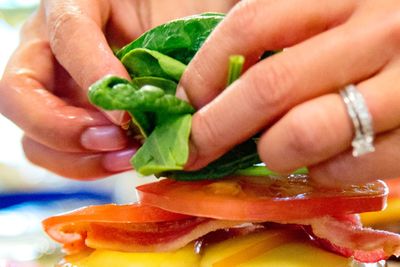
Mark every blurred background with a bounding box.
[0,1,152,266]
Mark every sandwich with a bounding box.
[43,13,400,266]
[43,176,397,267]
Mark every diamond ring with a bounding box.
[340,85,375,157]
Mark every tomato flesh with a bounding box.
[43,203,191,227]
[136,175,388,221]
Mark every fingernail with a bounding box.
[102,147,138,172]
[103,110,130,125]
[175,83,189,101]
[81,126,128,151]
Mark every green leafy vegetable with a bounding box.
[132,114,192,175]
[121,48,186,82]
[89,76,194,136]
[132,77,177,95]
[163,138,260,180]
[116,13,224,64]
[89,76,193,115]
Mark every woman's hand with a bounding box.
[179,0,400,186]
[0,0,235,179]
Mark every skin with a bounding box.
[179,0,400,186]
[0,0,236,179]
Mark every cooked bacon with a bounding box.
[52,217,241,254]
[85,218,240,253]
[297,215,400,262]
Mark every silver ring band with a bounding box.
[340,85,375,157]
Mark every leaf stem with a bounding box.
[234,166,309,177]
[226,55,245,86]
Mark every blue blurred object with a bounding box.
[0,191,112,209]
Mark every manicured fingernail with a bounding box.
[102,147,138,172]
[175,83,189,101]
[81,126,128,151]
[103,110,130,125]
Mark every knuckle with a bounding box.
[47,9,82,53]
[192,113,225,152]
[243,59,295,112]
[284,107,323,156]
[185,58,218,106]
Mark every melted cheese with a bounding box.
[361,198,400,226]
[61,229,351,267]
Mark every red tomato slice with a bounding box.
[42,203,193,253]
[136,175,388,221]
[43,203,190,227]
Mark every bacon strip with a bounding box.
[85,218,240,253]
[297,215,400,262]
[51,217,241,254]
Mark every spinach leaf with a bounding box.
[89,76,193,115]
[163,138,260,180]
[121,48,186,82]
[88,75,194,136]
[88,74,194,176]
[132,114,192,175]
[116,13,224,64]
[132,77,177,95]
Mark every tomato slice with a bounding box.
[136,175,388,221]
[43,203,190,227]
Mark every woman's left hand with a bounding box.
[179,0,400,186]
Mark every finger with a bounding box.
[23,135,111,179]
[106,0,142,48]
[0,38,129,153]
[179,0,358,109]
[259,59,400,173]
[308,129,400,187]
[187,8,397,170]
[145,0,237,28]
[22,136,137,179]
[44,0,130,124]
